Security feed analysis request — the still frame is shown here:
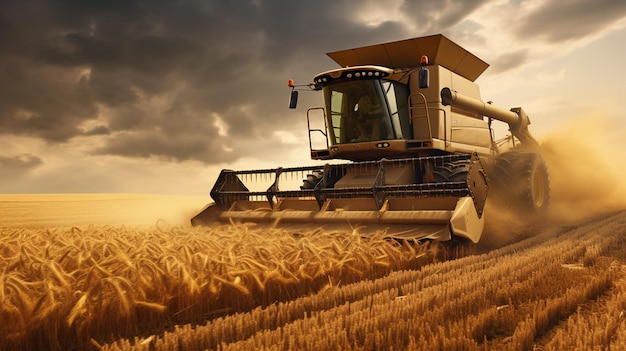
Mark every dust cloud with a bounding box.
[540,116,626,222]
[479,116,626,249]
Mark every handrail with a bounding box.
[306,107,328,154]
[408,92,433,139]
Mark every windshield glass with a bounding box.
[382,80,411,140]
[323,80,398,144]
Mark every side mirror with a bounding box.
[418,67,430,89]
[289,90,299,109]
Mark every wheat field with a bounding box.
[1,194,626,350]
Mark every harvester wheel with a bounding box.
[517,153,550,212]
[491,152,518,189]
[492,152,549,213]
[300,171,323,190]
[432,160,470,182]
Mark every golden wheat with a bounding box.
[97,211,626,351]
[2,194,626,351]
[1,216,434,350]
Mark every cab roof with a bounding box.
[326,34,489,82]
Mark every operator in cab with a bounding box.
[352,95,385,142]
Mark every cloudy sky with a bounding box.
[2,0,626,195]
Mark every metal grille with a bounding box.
[210,154,475,211]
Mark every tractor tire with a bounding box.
[517,153,550,212]
[491,152,518,190]
[492,152,550,213]
[433,159,470,182]
[300,171,323,190]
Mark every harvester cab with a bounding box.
[192,34,550,244]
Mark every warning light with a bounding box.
[288,79,295,87]
[420,55,429,66]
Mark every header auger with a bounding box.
[192,34,549,243]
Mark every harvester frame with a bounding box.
[192,34,550,243]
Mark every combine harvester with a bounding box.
[192,34,549,243]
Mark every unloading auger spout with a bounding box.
[440,87,538,148]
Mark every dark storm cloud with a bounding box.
[0,0,414,164]
[513,0,626,43]
[94,130,220,163]
[0,0,507,165]
[489,50,529,73]
[0,154,43,177]
[0,56,97,141]
[400,0,486,33]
